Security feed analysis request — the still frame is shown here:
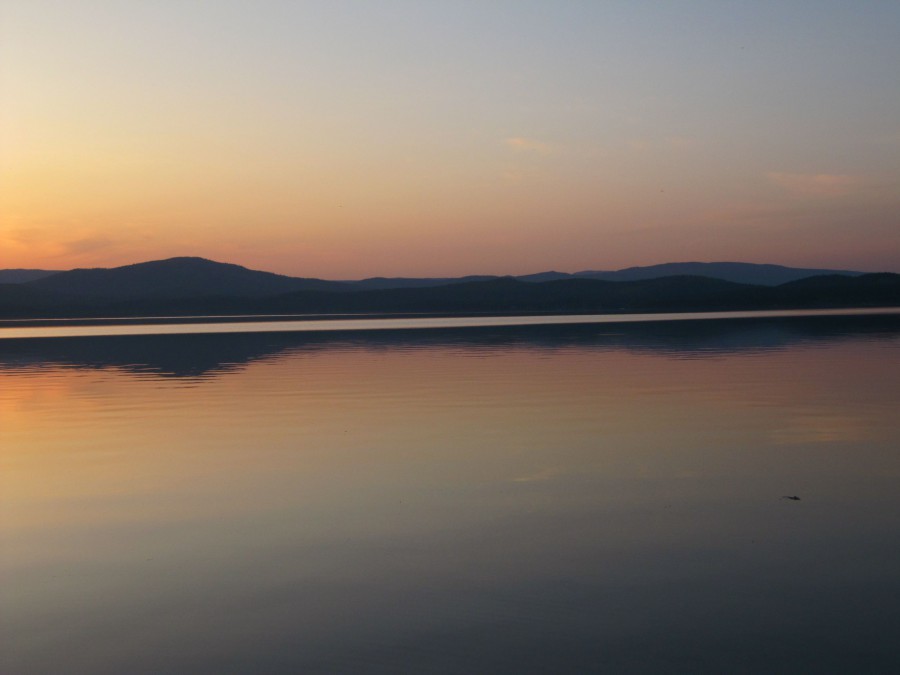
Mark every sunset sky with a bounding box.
[2,1,899,278]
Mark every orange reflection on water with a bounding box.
[4,335,899,533]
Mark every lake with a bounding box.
[2,311,899,673]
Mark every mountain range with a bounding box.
[1,257,867,291]
[0,257,896,319]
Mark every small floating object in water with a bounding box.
[782,495,801,501]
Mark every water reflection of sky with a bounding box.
[2,315,899,673]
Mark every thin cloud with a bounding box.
[767,172,861,198]
[505,137,557,154]
[5,226,44,246]
[61,235,117,255]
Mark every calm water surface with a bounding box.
[2,313,899,673]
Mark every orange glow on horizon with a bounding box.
[2,3,898,277]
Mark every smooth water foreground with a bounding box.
[2,313,899,673]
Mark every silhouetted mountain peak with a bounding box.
[113,256,251,272]
[28,256,347,299]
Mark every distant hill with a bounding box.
[341,262,864,290]
[0,269,60,284]
[572,262,864,286]
[515,271,574,283]
[28,256,349,299]
[3,259,868,292]
[348,263,865,289]
[348,275,497,290]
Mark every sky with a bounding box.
[2,0,899,278]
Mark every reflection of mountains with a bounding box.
[1,313,897,379]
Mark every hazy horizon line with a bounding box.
[5,255,893,282]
